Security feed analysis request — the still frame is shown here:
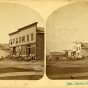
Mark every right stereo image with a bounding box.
[46,2,88,80]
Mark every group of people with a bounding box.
[10,49,37,61]
[10,53,36,61]
[27,54,36,60]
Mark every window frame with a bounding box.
[27,35,29,42]
[10,39,12,45]
[22,36,25,43]
[13,39,15,44]
[16,38,18,44]
[31,33,34,41]
[19,37,21,43]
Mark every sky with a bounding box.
[0,2,44,44]
[46,2,88,55]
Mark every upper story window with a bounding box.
[9,40,10,45]
[13,39,15,44]
[10,39,12,45]
[19,37,21,43]
[16,38,18,44]
[31,33,34,41]
[76,47,78,51]
[22,36,25,43]
[79,47,81,50]
[27,35,29,42]
[74,46,75,49]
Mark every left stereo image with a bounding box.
[0,2,44,80]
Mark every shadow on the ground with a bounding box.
[0,75,43,80]
[46,65,88,80]
[0,67,42,73]
[46,65,88,75]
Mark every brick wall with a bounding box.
[36,33,44,60]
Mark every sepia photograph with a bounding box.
[46,2,88,80]
[1,0,88,88]
[0,2,44,80]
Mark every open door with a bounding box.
[13,47,16,55]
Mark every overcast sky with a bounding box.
[46,2,88,55]
[0,2,44,44]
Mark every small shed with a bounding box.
[49,52,63,60]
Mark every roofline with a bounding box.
[63,50,68,51]
[50,52,63,54]
[37,31,44,34]
[68,50,72,51]
[81,43,88,44]
[71,42,81,44]
[18,22,38,31]
[8,30,19,35]
[81,47,88,49]
[8,22,38,35]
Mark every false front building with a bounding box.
[70,42,88,58]
[9,22,44,60]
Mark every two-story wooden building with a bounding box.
[8,22,44,60]
[70,41,88,58]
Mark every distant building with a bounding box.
[63,50,68,59]
[8,22,44,60]
[71,42,81,58]
[68,50,72,57]
[71,41,88,58]
[81,43,88,57]
[49,52,63,60]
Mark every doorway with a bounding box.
[13,47,16,55]
[56,57,60,60]
[28,48,30,55]
[27,45,31,56]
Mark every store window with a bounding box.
[21,46,26,55]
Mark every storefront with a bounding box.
[21,43,36,56]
